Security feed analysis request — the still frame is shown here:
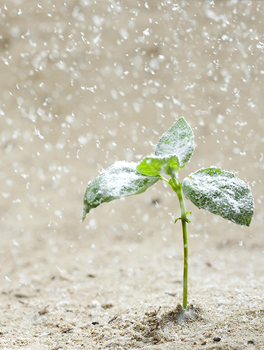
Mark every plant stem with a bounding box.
[178,189,189,309]
[171,175,189,309]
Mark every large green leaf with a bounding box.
[136,155,180,176]
[155,117,195,169]
[182,168,254,226]
[82,161,159,221]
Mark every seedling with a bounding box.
[82,117,254,309]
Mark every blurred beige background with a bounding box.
[1,0,263,238]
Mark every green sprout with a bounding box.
[82,117,254,309]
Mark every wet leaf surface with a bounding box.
[182,168,254,226]
[155,117,195,169]
[83,161,159,220]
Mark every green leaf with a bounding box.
[82,161,159,221]
[182,167,254,227]
[136,155,180,176]
[155,117,195,169]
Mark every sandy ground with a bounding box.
[1,1,264,349]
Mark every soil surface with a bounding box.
[1,1,264,349]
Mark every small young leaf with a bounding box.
[182,168,254,227]
[174,217,191,224]
[155,117,195,169]
[136,155,180,176]
[82,161,159,221]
